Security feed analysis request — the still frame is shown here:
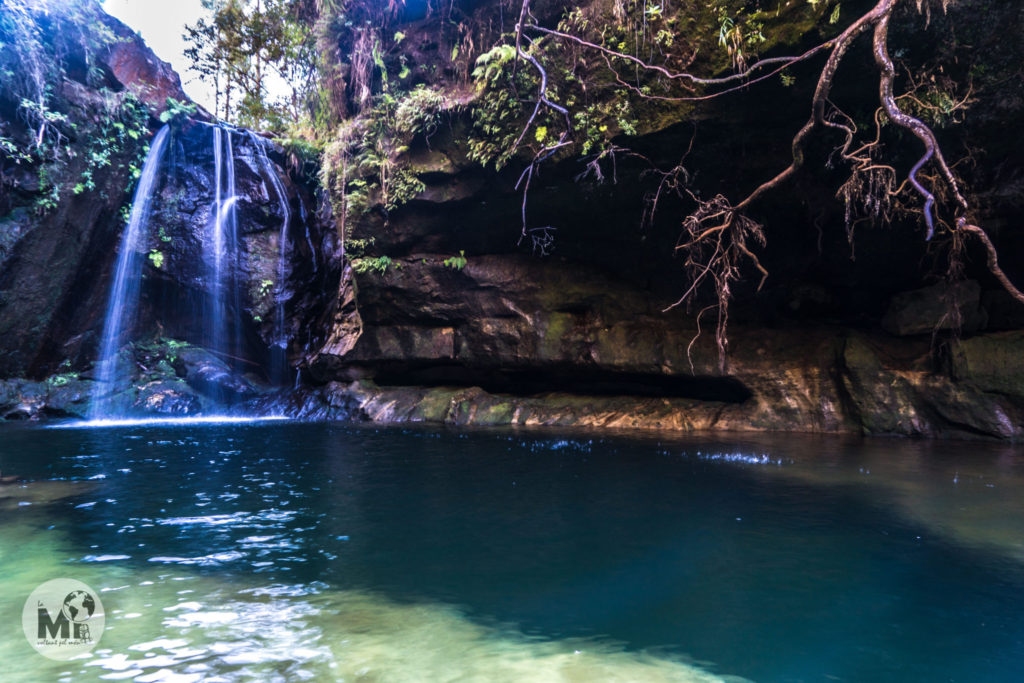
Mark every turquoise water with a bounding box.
[2,422,1023,681]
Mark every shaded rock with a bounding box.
[307,262,363,380]
[981,290,1024,332]
[86,338,271,418]
[840,334,933,436]
[0,380,47,420]
[881,280,986,336]
[306,325,1024,440]
[43,376,92,417]
[839,333,1024,439]
[331,380,732,431]
[953,331,1024,400]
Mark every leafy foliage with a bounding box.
[159,98,199,128]
[0,1,148,215]
[443,250,468,271]
[351,254,394,275]
[75,95,151,197]
[466,44,529,170]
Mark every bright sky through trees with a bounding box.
[101,0,215,112]
[102,0,298,126]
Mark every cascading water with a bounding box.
[210,125,223,349]
[208,125,240,360]
[89,121,302,419]
[248,131,292,383]
[89,125,171,419]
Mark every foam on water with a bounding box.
[695,451,790,466]
[51,416,290,429]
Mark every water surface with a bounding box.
[1,422,1022,681]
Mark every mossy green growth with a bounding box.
[459,0,838,170]
[409,388,457,422]
[472,400,517,426]
[320,84,461,226]
[45,372,79,388]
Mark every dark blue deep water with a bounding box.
[1,421,1023,681]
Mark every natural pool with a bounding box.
[1,422,1023,682]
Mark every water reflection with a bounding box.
[679,433,1024,561]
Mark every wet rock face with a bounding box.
[0,6,190,378]
[0,3,339,385]
[0,377,92,420]
[0,97,145,377]
[132,123,340,374]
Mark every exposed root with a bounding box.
[506,0,1023,369]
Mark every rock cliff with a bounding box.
[296,0,1024,439]
[4,0,1024,439]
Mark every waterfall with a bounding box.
[89,125,171,418]
[208,125,239,360]
[248,131,292,380]
[210,126,223,350]
[89,122,303,419]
